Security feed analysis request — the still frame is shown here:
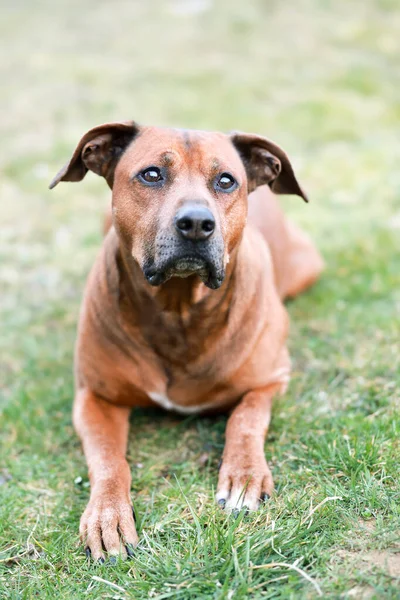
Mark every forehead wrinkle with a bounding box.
[211,158,221,171]
[160,150,178,166]
[182,130,192,151]
[127,148,182,178]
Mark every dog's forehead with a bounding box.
[124,126,244,170]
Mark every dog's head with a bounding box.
[50,122,307,289]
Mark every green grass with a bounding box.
[1,0,400,598]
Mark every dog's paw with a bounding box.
[80,492,139,562]
[216,454,273,512]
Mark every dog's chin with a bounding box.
[144,257,225,290]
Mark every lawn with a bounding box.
[0,0,399,598]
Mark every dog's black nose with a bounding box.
[175,205,215,241]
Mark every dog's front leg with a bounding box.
[73,389,138,561]
[217,384,280,512]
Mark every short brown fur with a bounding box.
[51,122,323,560]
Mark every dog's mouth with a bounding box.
[144,255,225,290]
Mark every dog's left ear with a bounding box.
[230,132,308,202]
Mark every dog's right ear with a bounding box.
[49,121,140,190]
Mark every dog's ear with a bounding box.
[49,121,140,190]
[230,132,308,202]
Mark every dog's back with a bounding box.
[248,185,324,299]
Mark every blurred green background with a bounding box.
[1,1,399,598]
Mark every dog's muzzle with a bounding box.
[143,205,225,289]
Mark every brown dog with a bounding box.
[50,121,323,561]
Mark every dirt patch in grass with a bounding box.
[347,584,376,599]
[365,550,400,577]
[336,548,400,578]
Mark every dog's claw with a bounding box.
[126,543,135,558]
[232,508,240,519]
[85,547,91,558]
[80,495,139,563]
[109,556,117,565]
[97,557,105,565]
[217,456,274,512]
[218,498,226,509]
[260,492,270,503]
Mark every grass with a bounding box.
[1,0,399,597]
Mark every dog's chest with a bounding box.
[147,391,231,415]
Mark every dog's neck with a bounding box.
[118,241,239,319]
[149,275,217,313]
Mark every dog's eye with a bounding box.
[215,172,237,192]
[138,167,163,184]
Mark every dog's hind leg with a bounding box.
[279,220,324,300]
